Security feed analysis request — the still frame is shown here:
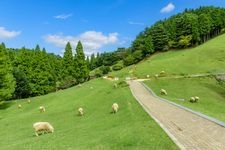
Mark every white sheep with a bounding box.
[112,103,119,114]
[146,75,150,78]
[27,99,31,103]
[114,77,119,81]
[155,74,159,78]
[78,107,84,116]
[160,89,167,95]
[113,83,118,88]
[33,122,54,136]
[194,96,200,102]
[18,104,22,109]
[190,97,195,103]
[39,106,45,113]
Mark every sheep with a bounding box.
[112,103,119,114]
[114,77,119,81]
[155,74,159,78]
[146,75,150,78]
[18,104,22,109]
[160,89,167,95]
[194,96,200,102]
[113,83,118,88]
[78,107,84,116]
[39,106,45,113]
[160,70,165,75]
[27,99,31,103]
[33,122,54,136]
[190,97,195,103]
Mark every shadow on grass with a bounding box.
[203,82,225,99]
[0,101,13,110]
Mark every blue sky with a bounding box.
[0,0,224,55]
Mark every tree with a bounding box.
[198,14,211,42]
[75,41,89,83]
[0,45,15,101]
[151,22,169,51]
[13,68,31,99]
[63,42,74,78]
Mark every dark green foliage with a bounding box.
[117,80,129,87]
[0,44,15,101]
[75,41,89,83]
[99,65,111,74]
[123,54,135,66]
[125,6,225,66]
[151,22,169,51]
[13,68,31,99]
[63,42,75,78]
[112,64,123,71]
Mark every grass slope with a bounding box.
[0,79,177,150]
[110,34,225,78]
[144,77,225,122]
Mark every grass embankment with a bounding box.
[110,34,225,79]
[0,79,177,150]
[144,77,225,122]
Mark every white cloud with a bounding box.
[128,21,144,25]
[160,3,175,13]
[0,27,21,39]
[54,13,72,20]
[44,31,119,55]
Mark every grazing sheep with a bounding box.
[190,97,195,103]
[18,104,22,109]
[155,74,159,78]
[146,75,150,78]
[160,89,167,95]
[78,107,84,116]
[33,122,54,136]
[112,103,119,114]
[160,70,165,74]
[114,77,119,81]
[27,99,31,103]
[194,96,200,102]
[39,106,45,113]
[113,83,118,88]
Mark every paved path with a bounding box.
[128,80,225,150]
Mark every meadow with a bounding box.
[0,79,178,150]
[144,77,225,122]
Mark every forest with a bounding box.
[0,6,225,101]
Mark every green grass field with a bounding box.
[0,79,178,150]
[144,77,225,122]
[110,34,225,79]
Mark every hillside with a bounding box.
[0,79,177,149]
[108,34,225,122]
[110,34,225,78]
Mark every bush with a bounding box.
[112,64,123,71]
[99,66,111,74]
[117,80,129,87]
[123,55,135,66]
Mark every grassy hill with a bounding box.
[110,34,225,78]
[0,79,177,150]
[108,34,225,122]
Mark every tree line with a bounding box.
[0,41,89,102]
[125,6,225,65]
[88,6,225,73]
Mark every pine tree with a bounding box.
[0,45,15,101]
[63,42,74,78]
[75,41,89,83]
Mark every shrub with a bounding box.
[112,64,123,71]
[99,66,111,74]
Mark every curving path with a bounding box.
[128,80,225,150]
